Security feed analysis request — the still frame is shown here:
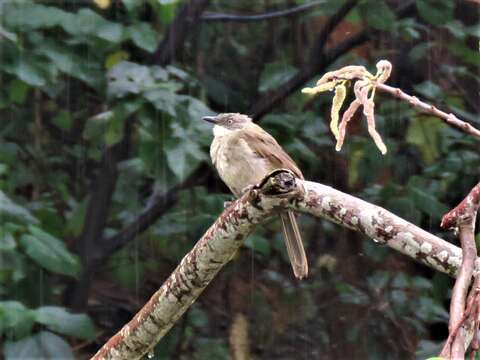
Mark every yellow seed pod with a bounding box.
[301,81,337,95]
[93,0,110,9]
[330,83,347,140]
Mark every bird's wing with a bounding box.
[236,125,304,179]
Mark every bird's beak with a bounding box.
[202,116,218,124]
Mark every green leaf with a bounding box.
[409,187,449,219]
[0,25,17,43]
[406,117,446,164]
[386,197,421,225]
[0,301,35,339]
[416,0,453,26]
[36,41,101,86]
[19,226,80,277]
[336,283,369,305]
[8,58,48,87]
[143,89,178,116]
[62,9,120,42]
[83,111,114,141]
[448,42,480,66]
[34,306,95,340]
[0,230,16,251]
[105,50,130,70]
[51,111,72,131]
[3,3,66,30]
[4,331,75,360]
[122,0,145,13]
[244,234,271,256]
[413,81,442,100]
[96,21,124,43]
[8,80,29,105]
[150,0,181,25]
[0,191,38,224]
[107,61,154,98]
[65,199,88,237]
[258,62,298,93]
[359,0,396,31]
[416,340,444,359]
[128,23,158,52]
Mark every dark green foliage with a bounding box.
[0,0,479,358]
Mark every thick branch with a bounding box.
[91,170,303,360]
[69,120,132,310]
[441,182,480,229]
[376,83,480,140]
[94,165,208,263]
[94,176,479,359]
[201,1,324,22]
[295,181,475,277]
[152,0,210,66]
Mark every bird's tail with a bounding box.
[280,211,308,279]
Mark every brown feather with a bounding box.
[233,124,304,180]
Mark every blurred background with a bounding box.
[0,0,479,359]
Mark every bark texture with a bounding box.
[93,175,478,359]
[91,171,303,360]
[297,181,474,277]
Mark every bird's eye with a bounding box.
[227,119,233,125]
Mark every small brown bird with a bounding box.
[202,113,308,279]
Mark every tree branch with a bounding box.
[440,183,480,359]
[249,0,361,119]
[91,170,303,360]
[93,173,477,359]
[200,1,324,22]
[442,182,480,229]
[152,0,210,66]
[94,165,209,263]
[70,0,211,306]
[69,120,133,310]
[376,83,480,140]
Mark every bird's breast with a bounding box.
[210,133,271,197]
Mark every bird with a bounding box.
[202,113,308,279]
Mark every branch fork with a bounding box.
[440,183,480,360]
[91,171,303,360]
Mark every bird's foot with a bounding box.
[241,184,255,195]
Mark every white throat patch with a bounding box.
[213,125,233,137]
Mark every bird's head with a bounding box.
[202,113,252,136]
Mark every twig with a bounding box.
[376,83,480,140]
[152,0,210,66]
[201,1,324,22]
[309,0,359,66]
[440,183,480,359]
[448,221,477,358]
[250,2,416,119]
[249,0,362,119]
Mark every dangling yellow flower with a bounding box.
[302,60,392,155]
[93,0,111,9]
